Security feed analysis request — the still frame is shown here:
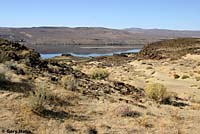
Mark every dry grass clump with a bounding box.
[61,75,78,91]
[114,105,142,118]
[195,76,200,81]
[0,51,9,63]
[135,116,153,128]
[121,110,142,118]
[144,83,168,103]
[0,73,6,83]
[28,85,50,113]
[91,68,109,80]
[181,75,190,79]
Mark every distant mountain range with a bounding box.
[125,28,200,38]
[0,27,200,46]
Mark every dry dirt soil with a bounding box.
[0,38,200,134]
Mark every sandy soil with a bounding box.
[1,38,200,134]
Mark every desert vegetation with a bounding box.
[0,51,8,63]
[28,84,50,114]
[0,72,6,83]
[91,68,109,80]
[61,75,78,91]
[0,38,200,133]
[144,83,167,102]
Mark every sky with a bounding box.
[0,0,200,30]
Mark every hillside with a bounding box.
[0,27,154,45]
[125,28,200,38]
[1,27,200,53]
[1,27,200,46]
[138,38,200,60]
[1,38,200,133]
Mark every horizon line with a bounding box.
[0,26,200,31]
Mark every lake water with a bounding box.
[40,48,141,59]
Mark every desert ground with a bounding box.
[0,38,200,134]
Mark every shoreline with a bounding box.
[40,48,141,59]
[25,44,144,54]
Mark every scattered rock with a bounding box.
[87,127,98,134]
[173,74,180,79]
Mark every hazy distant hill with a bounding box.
[0,27,200,46]
[125,28,200,38]
[0,27,155,45]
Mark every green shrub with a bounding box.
[61,75,78,91]
[91,68,109,80]
[144,83,167,102]
[28,85,50,113]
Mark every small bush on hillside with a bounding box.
[144,83,167,103]
[195,77,200,81]
[181,75,190,79]
[0,51,9,63]
[28,85,50,113]
[91,68,109,80]
[173,74,180,79]
[0,73,6,83]
[61,75,78,91]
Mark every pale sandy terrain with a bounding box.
[1,55,200,134]
[108,56,200,101]
[79,54,200,134]
[1,37,200,133]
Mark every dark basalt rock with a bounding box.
[72,70,88,79]
[113,81,144,96]
[9,65,25,75]
[0,38,41,67]
[51,76,59,82]
[38,60,48,68]
[76,79,144,101]
[61,53,72,57]
[8,52,20,61]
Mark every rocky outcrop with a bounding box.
[0,38,41,67]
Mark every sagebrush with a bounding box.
[61,75,78,91]
[144,83,167,102]
[28,85,50,113]
[91,68,109,80]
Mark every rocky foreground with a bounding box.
[0,38,200,134]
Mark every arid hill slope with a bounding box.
[1,38,200,133]
[1,27,200,46]
[0,27,153,45]
[125,28,200,38]
[138,38,200,60]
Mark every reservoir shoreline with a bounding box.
[26,44,144,54]
[40,48,141,59]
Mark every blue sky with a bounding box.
[0,0,200,30]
